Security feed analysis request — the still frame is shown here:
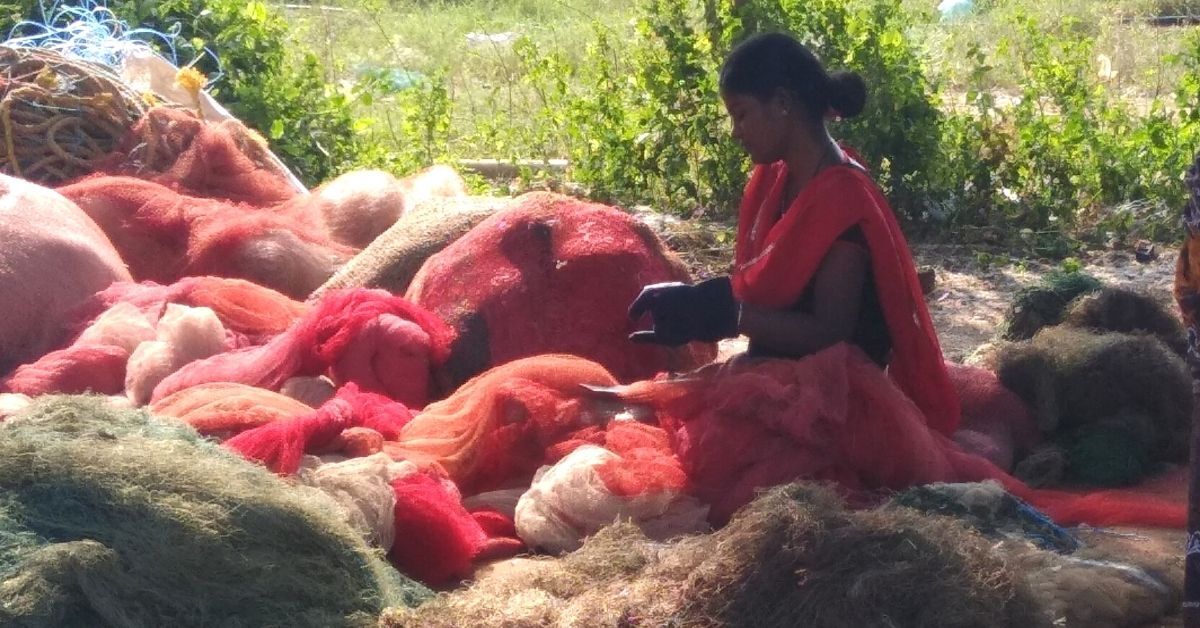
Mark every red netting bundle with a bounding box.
[58,175,351,299]
[948,362,1042,473]
[5,275,312,398]
[226,383,416,475]
[389,470,524,587]
[149,382,315,439]
[3,302,151,395]
[3,301,232,401]
[385,354,620,496]
[152,289,454,408]
[406,191,717,389]
[2,344,129,396]
[0,174,131,376]
[97,106,300,205]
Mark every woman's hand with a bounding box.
[628,277,740,346]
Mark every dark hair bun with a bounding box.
[827,71,867,118]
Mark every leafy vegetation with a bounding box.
[1,0,1198,254]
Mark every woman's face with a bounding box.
[722,91,788,164]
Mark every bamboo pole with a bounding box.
[457,158,568,180]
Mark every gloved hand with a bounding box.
[627,276,739,346]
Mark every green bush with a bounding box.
[516,0,941,221]
[930,10,1200,248]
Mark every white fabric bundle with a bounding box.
[514,444,709,553]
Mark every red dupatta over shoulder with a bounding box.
[731,156,960,435]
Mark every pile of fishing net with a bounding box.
[219,383,529,587]
[999,271,1185,352]
[59,173,353,299]
[602,344,1019,525]
[384,355,622,496]
[6,301,230,402]
[893,481,1179,627]
[96,105,302,204]
[2,277,308,400]
[150,382,316,439]
[310,164,469,250]
[999,271,1104,341]
[224,382,417,474]
[948,362,1042,473]
[68,276,309,343]
[0,396,430,626]
[315,195,514,298]
[515,420,711,553]
[60,139,472,299]
[0,173,130,376]
[151,288,453,408]
[6,282,457,423]
[985,323,1191,487]
[960,276,1192,488]
[406,191,717,389]
[384,481,1179,628]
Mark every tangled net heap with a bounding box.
[0,396,431,626]
[0,46,146,184]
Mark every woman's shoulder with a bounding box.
[810,164,877,202]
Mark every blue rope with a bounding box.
[3,1,224,86]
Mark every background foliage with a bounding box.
[1,0,1199,253]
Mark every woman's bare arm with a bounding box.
[737,240,869,357]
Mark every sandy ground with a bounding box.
[915,243,1180,361]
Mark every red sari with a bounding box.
[732,156,960,435]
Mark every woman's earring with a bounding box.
[781,108,789,117]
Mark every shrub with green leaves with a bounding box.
[510,0,941,221]
[930,9,1200,248]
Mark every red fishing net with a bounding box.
[225,383,415,475]
[406,191,717,389]
[96,106,300,205]
[152,289,453,408]
[148,382,315,439]
[67,277,308,344]
[386,354,620,496]
[613,346,1184,528]
[0,174,132,376]
[948,362,1042,472]
[389,470,524,586]
[2,344,129,395]
[58,176,351,299]
[517,420,710,552]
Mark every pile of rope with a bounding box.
[0,45,146,184]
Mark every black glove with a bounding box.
[627,276,739,346]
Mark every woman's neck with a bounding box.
[781,129,842,203]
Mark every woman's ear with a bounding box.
[772,89,795,118]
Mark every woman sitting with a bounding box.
[629,31,958,435]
